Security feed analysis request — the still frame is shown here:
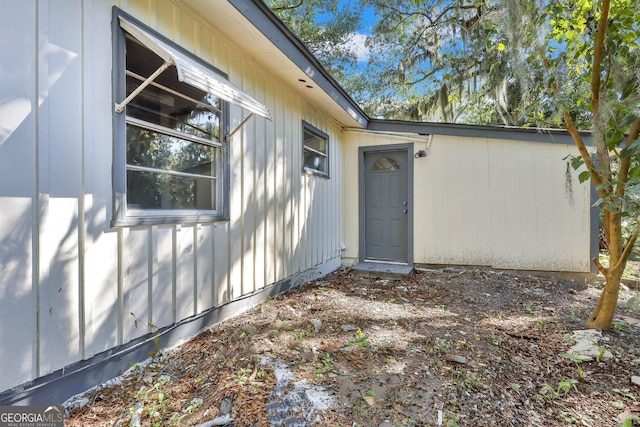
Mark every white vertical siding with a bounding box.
[196,225,214,311]
[151,226,175,328]
[36,0,84,376]
[0,0,38,389]
[81,0,120,360]
[0,0,343,393]
[122,228,151,342]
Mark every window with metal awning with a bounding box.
[115,16,272,141]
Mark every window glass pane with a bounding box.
[127,170,215,210]
[127,76,221,141]
[125,35,221,142]
[304,131,327,153]
[373,157,400,171]
[302,124,329,175]
[127,124,215,175]
[122,31,224,215]
[304,151,326,171]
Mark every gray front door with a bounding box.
[363,149,410,263]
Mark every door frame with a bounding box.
[358,143,414,265]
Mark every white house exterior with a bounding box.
[342,122,596,273]
[0,0,595,405]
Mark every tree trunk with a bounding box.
[586,212,630,330]
[586,267,622,330]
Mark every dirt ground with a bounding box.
[65,267,640,426]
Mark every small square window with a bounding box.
[302,122,329,177]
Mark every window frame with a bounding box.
[111,8,230,227]
[302,121,330,178]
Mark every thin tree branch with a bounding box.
[615,120,640,198]
[564,112,606,198]
[611,225,640,273]
[592,255,607,275]
[371,0,485,29]
[591,0,610,115]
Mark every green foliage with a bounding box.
[345,327,371,349]
[358,0,576,126]
[546,0,640,214]
[265,0,366,100]
[129,376,178,427]
[313,353,334,378]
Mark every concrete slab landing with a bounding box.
[351,262,415,277]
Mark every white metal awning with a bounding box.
[116,17,272,122]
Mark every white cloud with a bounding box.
[347,32,370,63]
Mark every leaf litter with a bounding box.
[65,267,640,426]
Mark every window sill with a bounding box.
[302,167,330,179]
[111,214,229,228]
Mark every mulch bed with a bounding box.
[65,268,640,426]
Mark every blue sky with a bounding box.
[315,1,378,63]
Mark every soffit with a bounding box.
[176,0,368,129]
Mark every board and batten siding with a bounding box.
[0,0,342,393]
[342,132,593,273]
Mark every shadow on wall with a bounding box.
[0,6,335,400]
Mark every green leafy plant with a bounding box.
[345,328,371,349]
[129,376,174,427]
[313,353,334,378]
[292,327,314,340]
[186,398,202,413]
[557,379,579,397]
[235,367,252,383]
[562,353,587,378]
[539,383,558,402]
[613,388,637,401]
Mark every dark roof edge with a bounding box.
[228,0,369,127]
[368,119,593,145]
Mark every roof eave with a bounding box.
[227,0,369,128]
[367,119,593,145]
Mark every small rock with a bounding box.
[195,414,234,427]
[632,359,640,366]
[341,324,358,332]
[310,319,322,333]
[219,395,234,416]
[632,376,640,387]
[565,329,613,362]
[446,355,468,364]
[130,402,143,427]
[131,414,141,427]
